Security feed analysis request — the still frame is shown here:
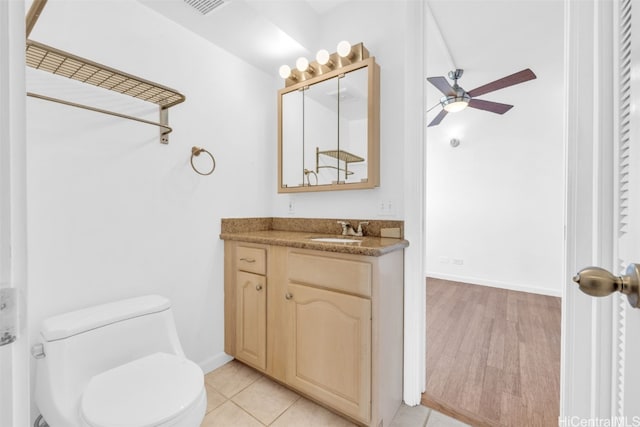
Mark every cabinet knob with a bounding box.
[256,284,263,291]
[285,292,293,300]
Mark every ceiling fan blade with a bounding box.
[467,68,536,98]
[427,102,442,113]
[427,109,448,127]
[468,99,514,114]
[427,76,456,96]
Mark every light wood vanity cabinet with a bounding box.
[224,241,403,427]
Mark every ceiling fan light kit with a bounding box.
[426,68,537,127]
[442,94,470,113]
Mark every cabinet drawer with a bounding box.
[288,252,371,297]
[236,246,266,275]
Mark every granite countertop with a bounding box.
[219,218,409,257]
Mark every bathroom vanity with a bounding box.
[220,218,407,427]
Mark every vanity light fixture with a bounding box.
[278,41,369,87]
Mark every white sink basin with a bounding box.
[310,237,362,244]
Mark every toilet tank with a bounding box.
[34,295,186,427]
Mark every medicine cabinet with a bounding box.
[278,56,380,193]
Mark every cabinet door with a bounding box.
[285,283,371,423]
[236,271,267,371]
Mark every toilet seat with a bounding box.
[80,352,205,427]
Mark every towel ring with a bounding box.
[191,146,216,176]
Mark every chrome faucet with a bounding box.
[337,221,369,237]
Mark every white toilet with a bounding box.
[33,295,207,427]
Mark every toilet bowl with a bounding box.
[33,295,206,427]
[80,352,206,427]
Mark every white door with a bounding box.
[0,1,29,426]
[564,0,640,420]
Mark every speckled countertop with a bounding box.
[220,218,409,257]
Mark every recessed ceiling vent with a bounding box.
[184,0,226,15]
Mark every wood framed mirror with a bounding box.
[278,55,379,193]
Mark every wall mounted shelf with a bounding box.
[316,148,365,177]
[25,39,186,143]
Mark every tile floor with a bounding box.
[201,359,470,427]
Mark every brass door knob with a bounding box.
[573,264,640,308]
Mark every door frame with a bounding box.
[3,0,626,418]
[410,0,624,416]
[0,0,29,425]
[562,0,621,419]
[403,0,427,406]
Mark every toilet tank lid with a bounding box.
[40,295,171,342]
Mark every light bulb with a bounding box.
[337,40,352,57]
[296,57,309,72]
[316,49,330,65]
[279,64,291,79]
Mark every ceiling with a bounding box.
[28,0,563,103]
[425,0,564,129]
[141,0,564,117]
[140,0,351,78]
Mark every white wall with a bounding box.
[424,2,565,296]
[271,1,409,220]
[26,0,275,419]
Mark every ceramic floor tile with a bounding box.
[204,360,262,398]
[232,376,300,425]
[390,404,430,427]
[426,410,471,427]
[270,397,357,427]
[200,400,263,427]
[205,383,227,414]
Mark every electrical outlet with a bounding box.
[287,199,295,215]
[378,200,395,217]
[453,259,464,265]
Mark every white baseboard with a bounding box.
[198,352,234,375]
[425,271,562,297]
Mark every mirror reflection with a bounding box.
[281,89,304,188]
[305,77,338,186]
[278,58,378,193]
[336,67,368,183]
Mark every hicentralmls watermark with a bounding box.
[559,417,640,427]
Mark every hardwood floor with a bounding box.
[421,278,561,427]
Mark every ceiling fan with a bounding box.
[426,68,536,127]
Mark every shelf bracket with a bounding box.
[160,107,169,144]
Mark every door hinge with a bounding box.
[0,288,18,346]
